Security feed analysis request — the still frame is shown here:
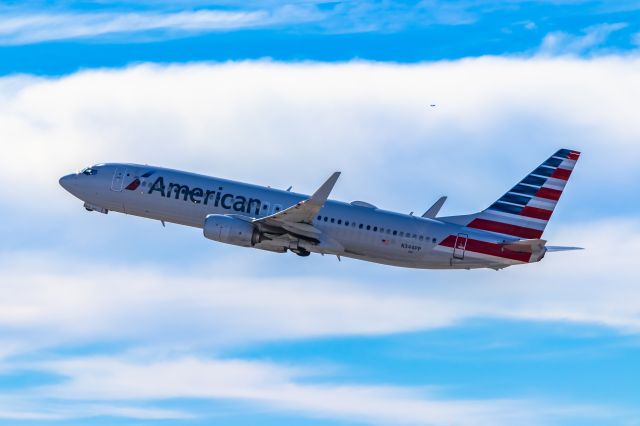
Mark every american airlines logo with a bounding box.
[147,176,263,215]
[125,170,156,191]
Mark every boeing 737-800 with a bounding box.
[59,149,581,270]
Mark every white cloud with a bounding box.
[0,7,320,45]
[0,253,459,352]
[0,1,480,44]
[0,60,638,348]
[1,58,639,423]
[1,58,639,216]
[0,355,607,425]
[0,219,637,423]
[0,218,639,356]
[538,23,628,56]
[0,394,192,421]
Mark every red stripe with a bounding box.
[568,151,580,160]
[520,206,553,220]
[534,187,562,201]
[551,168,572,181]
[125,179,140,190]
[440,236,531,263]
[468,218,543,239]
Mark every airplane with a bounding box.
[59,149,582,270]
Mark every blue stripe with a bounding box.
[500,193,531,206]
[521,175,546,186]
[542,157,563,168]
[531,166,554,177]
[555,149,572,158]
[510,184,538,196]
[489,202,524,215]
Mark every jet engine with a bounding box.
[203,214,261,247]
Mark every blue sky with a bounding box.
[1,1,639,74]
[0,1,639,425]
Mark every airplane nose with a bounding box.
[59,174,76,192]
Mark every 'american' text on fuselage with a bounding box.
[148,176,263,215]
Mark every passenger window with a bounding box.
[324,217,328,222]
[366,225,371,230]
[373,227,378,232]
[345,221,349,226]
[412,234,417,239]
[419,236,423,241]
[393,230,397,235]
[331,218,335,223]
[359,224,363,229]
[338,219,342,225]
[317,216,322,221]
[432,238,437,243]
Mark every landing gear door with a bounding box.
[111,168,126,192]
[453,233,468,260]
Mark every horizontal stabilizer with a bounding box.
[422,196,447,218]
[501,239,546,254]
[545,246,584,252]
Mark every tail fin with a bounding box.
[442,149,580,239]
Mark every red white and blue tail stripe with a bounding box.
[467,148,580,239]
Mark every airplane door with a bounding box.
[453,233,468,260]
[111,168,126,192]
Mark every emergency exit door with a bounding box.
[111,168,126,191]
[453,233,468,260]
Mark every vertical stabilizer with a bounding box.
[440,149,580,239]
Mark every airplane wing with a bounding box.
[252,172,340,241]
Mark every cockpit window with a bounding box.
[81,167,98,176]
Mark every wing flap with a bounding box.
[280,222,322,239]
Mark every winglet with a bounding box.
[309,172,341,207]
[422,196,447,218]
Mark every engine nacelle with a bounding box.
[203,214,260,247]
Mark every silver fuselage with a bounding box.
[60,163,525,269]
